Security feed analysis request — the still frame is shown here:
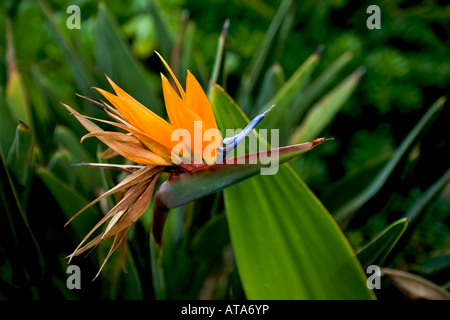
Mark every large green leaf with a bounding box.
[209,86,374,299]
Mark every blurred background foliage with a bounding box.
[0,0,449,299]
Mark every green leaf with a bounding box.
[172,13,195,89]
[356,218,409,269]
[5,19,32,126]
[413,254,450,275]
[334,97,446,227]
[27,67,55,158]
[53,125,101,193]
[0,87,17,156]
[102,246,143,299]
[404,168,450,223]
[255,63,285,111]
[93,3,160,115]
[147,0,173,58]
[290,66,365,143]
[47,149,75,185]
[291,51,354,123]
[6,122,33,186]
[5,66,31,125]
[321,153,391,214]
[261,48,321,131]
[239,0,292,110]
[0,149,44,288]
[39,0,95,95]
[35,167,100,238]
[192,214,230,262]
[207,19,229,96]
[150,225,166,299]
[209,85,374,299]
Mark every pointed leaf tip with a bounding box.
[314,45,324,56]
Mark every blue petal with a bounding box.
[217,105,274,162]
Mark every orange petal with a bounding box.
[155,51,185,99]
[185,71,222,164]
[161,74,206,159]
[185,70,219,132]
[161,74,204,129]
[62,103,171,166]
[95,79,176,150]
[95,88,142,130]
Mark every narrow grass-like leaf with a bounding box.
[322,153,391,213]
[47,149,75,184]
[192,214,230,262]
[207,19,229,96]
[404,168,450,223]
[0,88,17,156]
[27,67,55,158]
[150,231,166,299]
[6,122,33,186]
[36,167,100,238]
[209,85,374,299]
[413,254,450,275]
[5,19,32,125]
[239,0,292,110]
[30,66,84,137]
[291,51,353,123]
[260,48,321,130]
[104,247,143,299]
[147,0,173,58]
[54,125,101,193]
[38,0,95,95]
[356,218,409,269]
[272,2,295,60]
[255,63,285,111]
[290,66,365,143]
[172,12,195,89]
[382,268,450,300]
[334,97,446,227]
[93,3,160,114]
[0,150,44,287]
[95,148,118,212]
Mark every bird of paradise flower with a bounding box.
[62,53,330,278]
